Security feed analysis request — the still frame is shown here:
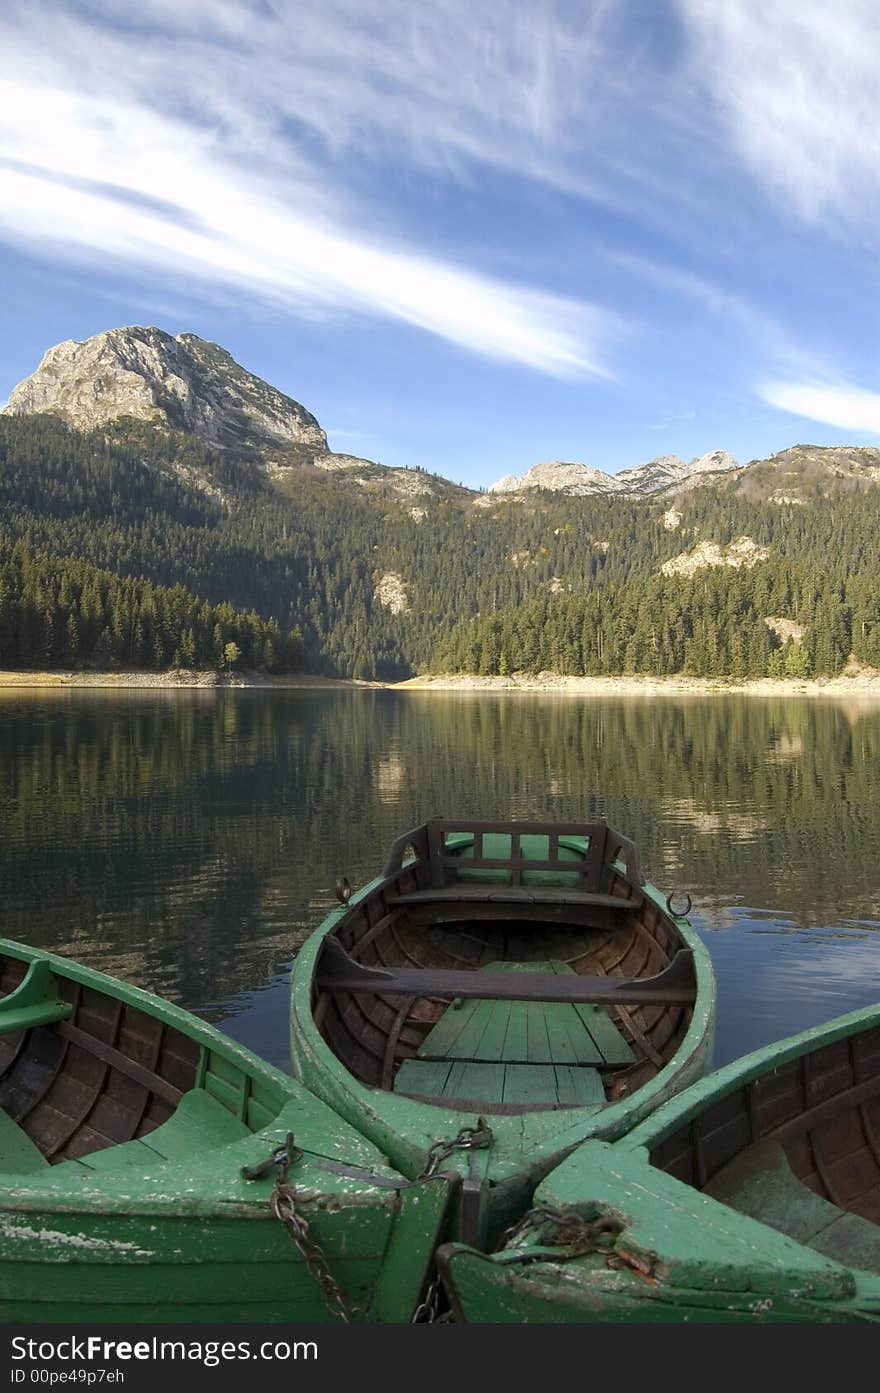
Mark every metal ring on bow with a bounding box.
[666,891,692,918]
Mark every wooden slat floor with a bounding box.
[393,962,633,1109]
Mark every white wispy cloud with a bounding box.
[761,381,880,436]
[0,2,623,377]
[676,0,880,229]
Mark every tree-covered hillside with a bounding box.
[1,414,879,678]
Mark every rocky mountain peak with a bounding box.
[1,326,328,452]
[488,460,619,496]
[487,449,740,499]
[689,448,738,475]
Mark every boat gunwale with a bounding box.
[621,1000,880,1155]
[0,936,294,1091]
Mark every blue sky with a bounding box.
[1,0,879,488]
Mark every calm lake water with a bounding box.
[1,689,879,1072]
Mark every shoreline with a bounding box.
[0,670,379,690]
[2,668,880,698]
[391,671,880,698]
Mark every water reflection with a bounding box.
[0,689,878,1070]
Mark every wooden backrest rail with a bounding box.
[381,819,644,887]
[317,939,694,1007]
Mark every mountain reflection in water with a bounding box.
[0,688,878,1071]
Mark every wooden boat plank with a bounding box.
[531,1004,581,1064]
[570,1003,637,1066]
[393,1058,453,1098]
[532,968,617,1065]
[140,1089,252,1159]
[502,1064,560,1107]
[524,1005,553,1064]
[525,961,604,1066]
[414,1002,475,1060]
[501,1005,529,1063]
[446,1061,506,1103]
[553,1065,605,1108]
[468,1002,512,1062]
[443,1001,501,1061]
[0,1003,72,1035]
[416,961,618,1069]
[56,1022,186,1108]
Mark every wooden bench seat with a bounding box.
[705,1140,880,1276]
[50,1089,252,1176]
[0,958,72,1037]
[318,939,695,1007]
[389,887,643,910]
[391,963,633,1111]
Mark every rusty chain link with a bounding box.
[418,1117,494,1179]
[410,1271,452,1324]
[243,1132,357,1323]
[271,1183,356,1323]
[495,1204,623,1260]
[409,1118,495,1323]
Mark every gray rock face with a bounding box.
[615,449,740,495]
[489,460,620,496]
[1,327,328,452]
[487,450,740,499]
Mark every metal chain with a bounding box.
[271,1183,356,1323]
[495,1205,623,1260]
[411,1271,449,1324]
[418,1117,494,1179]
[409,1119,494,1323]
[243,1132,357,1323]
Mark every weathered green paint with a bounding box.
[438,1246,876,1323]
[0,958,71,1035]
[438,1004,880,1323]
[0,938,453,1322]
[289,862,715,1237]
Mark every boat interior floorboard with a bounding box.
[391,961,630,1110]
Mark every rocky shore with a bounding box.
[3,669,880,698]
[393,671,880,697]
[0,670,376,689]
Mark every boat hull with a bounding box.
[0,940,452,1322]
[290,820,716,1241]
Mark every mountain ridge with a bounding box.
[10,326,880,508]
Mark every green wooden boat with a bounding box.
[437,1004,880,1322]
[290,818,715,1246]
[0,939,452,1322]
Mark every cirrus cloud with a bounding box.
[761,381,880,436]
[0,3,624,379]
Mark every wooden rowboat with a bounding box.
[0,939,452,1322]
[437,1004,880,1322]
[289,818,715,1245]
